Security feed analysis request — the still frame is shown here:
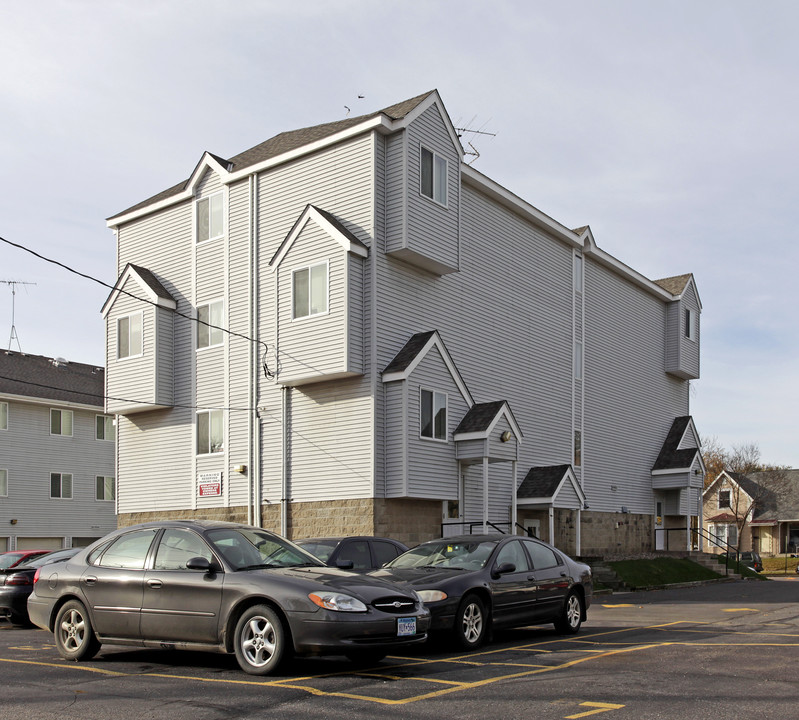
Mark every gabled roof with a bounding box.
[101,263,177,318]
[0,351,104,408]
[453,400,523,443]
[652,416,704,474]
[108,91,440,224]
[517,465,586,506]
[381,330,474,406]
[269,205,368,269]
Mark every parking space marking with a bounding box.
[565,701,625,719]
[4,619,799,705]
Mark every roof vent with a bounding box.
[51,357,69,367]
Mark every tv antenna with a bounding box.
[1,280,36,352]
[454,120,496,165]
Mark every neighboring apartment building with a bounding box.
[0,352,117,551]
[102,90,704,555]
[704,469,799,556]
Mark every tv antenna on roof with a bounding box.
[1,280,36,352]
[454,119,496,165]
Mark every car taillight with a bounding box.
[33,568,41,585]
[6,574,32,586]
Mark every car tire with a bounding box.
[554,591,583,635]
[233,604,288,676]
[454,593,488,649]
[54,599,101,661]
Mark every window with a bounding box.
[684,308,695,340]
[574,254,583,293]
[522,538,561,570]
[574,341,583,380]
[96,476,115,501]
[96,415,114,441]
[574,430,582,467]
[420,146,448,205]
[50,473,73,499]
[373,540,403,567]
[50,409,73,437]
[496,540,530,572]
[97,528,158,569]
[197,192,223,243]
[711,523,737,548]
[197,409,224,454]
[420,389,447,441]
[292,262,328,319]
[197,300,224,348]
[117,312,143,359]
[153,528,213,570]
[0,401,7,430]
[0,469,7,497]
[719,489,731,508]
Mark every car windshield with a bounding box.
[206,528,325,570]
[295,539,339,562]
[386,539,498,571]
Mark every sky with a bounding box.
[0,0,796,467]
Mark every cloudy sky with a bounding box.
[1,0,796,466]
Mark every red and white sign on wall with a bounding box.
[197,472,222,497]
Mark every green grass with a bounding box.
[607,557,724,588]
[762,556,799,575]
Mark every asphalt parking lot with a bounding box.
[3,577,799,720]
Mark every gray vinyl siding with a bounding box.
[384,131,406,254]
[0,399,116,544]
[285,378,373,502]
[584,258,689,514]
[255,134,376,502]
[394,105,460,274]
[405,348,470,500]
[664,286,700,380]
[384,381,406,497]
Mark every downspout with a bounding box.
[281,385,289,536]
[247,173,257,525]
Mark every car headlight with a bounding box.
[308,591,368,612]
[416,589,448,603]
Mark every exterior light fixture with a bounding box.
[500,430,512,443]
[233,465,247,474]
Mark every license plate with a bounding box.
[397,617,416,636]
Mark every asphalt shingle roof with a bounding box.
[517,465,572,499]
[382,331,437,375]
[652,416,699,471]
[453,401,507,434]
[0,351,104,407]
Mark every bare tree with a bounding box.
[700,435,727,487]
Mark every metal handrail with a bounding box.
[691,526,738,576]
[438,521,536,537]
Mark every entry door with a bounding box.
[655,501,664,550]
[442,472,465,537]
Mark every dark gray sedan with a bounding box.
[27,520,430,675]
[370,534,592,649]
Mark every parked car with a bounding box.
[370,534,592,649]
[0,550,51,570]
[295,536,408,571]
[719,550,763,573]
[28,520,430,675]
[0,548,81,625]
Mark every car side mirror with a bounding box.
[186,556,214,572]
[335,559,355,570]
[492,562,516,578]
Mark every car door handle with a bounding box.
[83,576,97,586]
[147,579,163,589]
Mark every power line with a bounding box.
[0,234,274,379]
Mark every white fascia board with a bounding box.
[652,467,694,476]
[270,206,368,271]
[453,404,524,443]
[0,392,102,412]
[462,165,582,248]
[381,332,474,407]
[554,468,586,505]
[108,116,395,229]
[516,497,555,507]
[101,266,177,318]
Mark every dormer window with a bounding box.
[197,192,223,243]
[117,312,143,359]
[684,308,695,340]
[420,146,448,206]
[420,389,447,441]
[292,262,328,319]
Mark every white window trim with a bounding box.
[0,401,7,431]
[0,468,7,497]
[50,472,73,500]
[50,408,74,437]
[196,409,224,456]
[96,475,115,502]
[684,307,696,341]
[574,254,584,294]
[291,260,330,321]
[196,299,225,350]
[574,341,584,381]
[196,191,225,245]
[419,388,448,443]
[117,311,144,360]
[419,144,449,208]
[96,414,114,441]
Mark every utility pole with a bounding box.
[0,280,36,352]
